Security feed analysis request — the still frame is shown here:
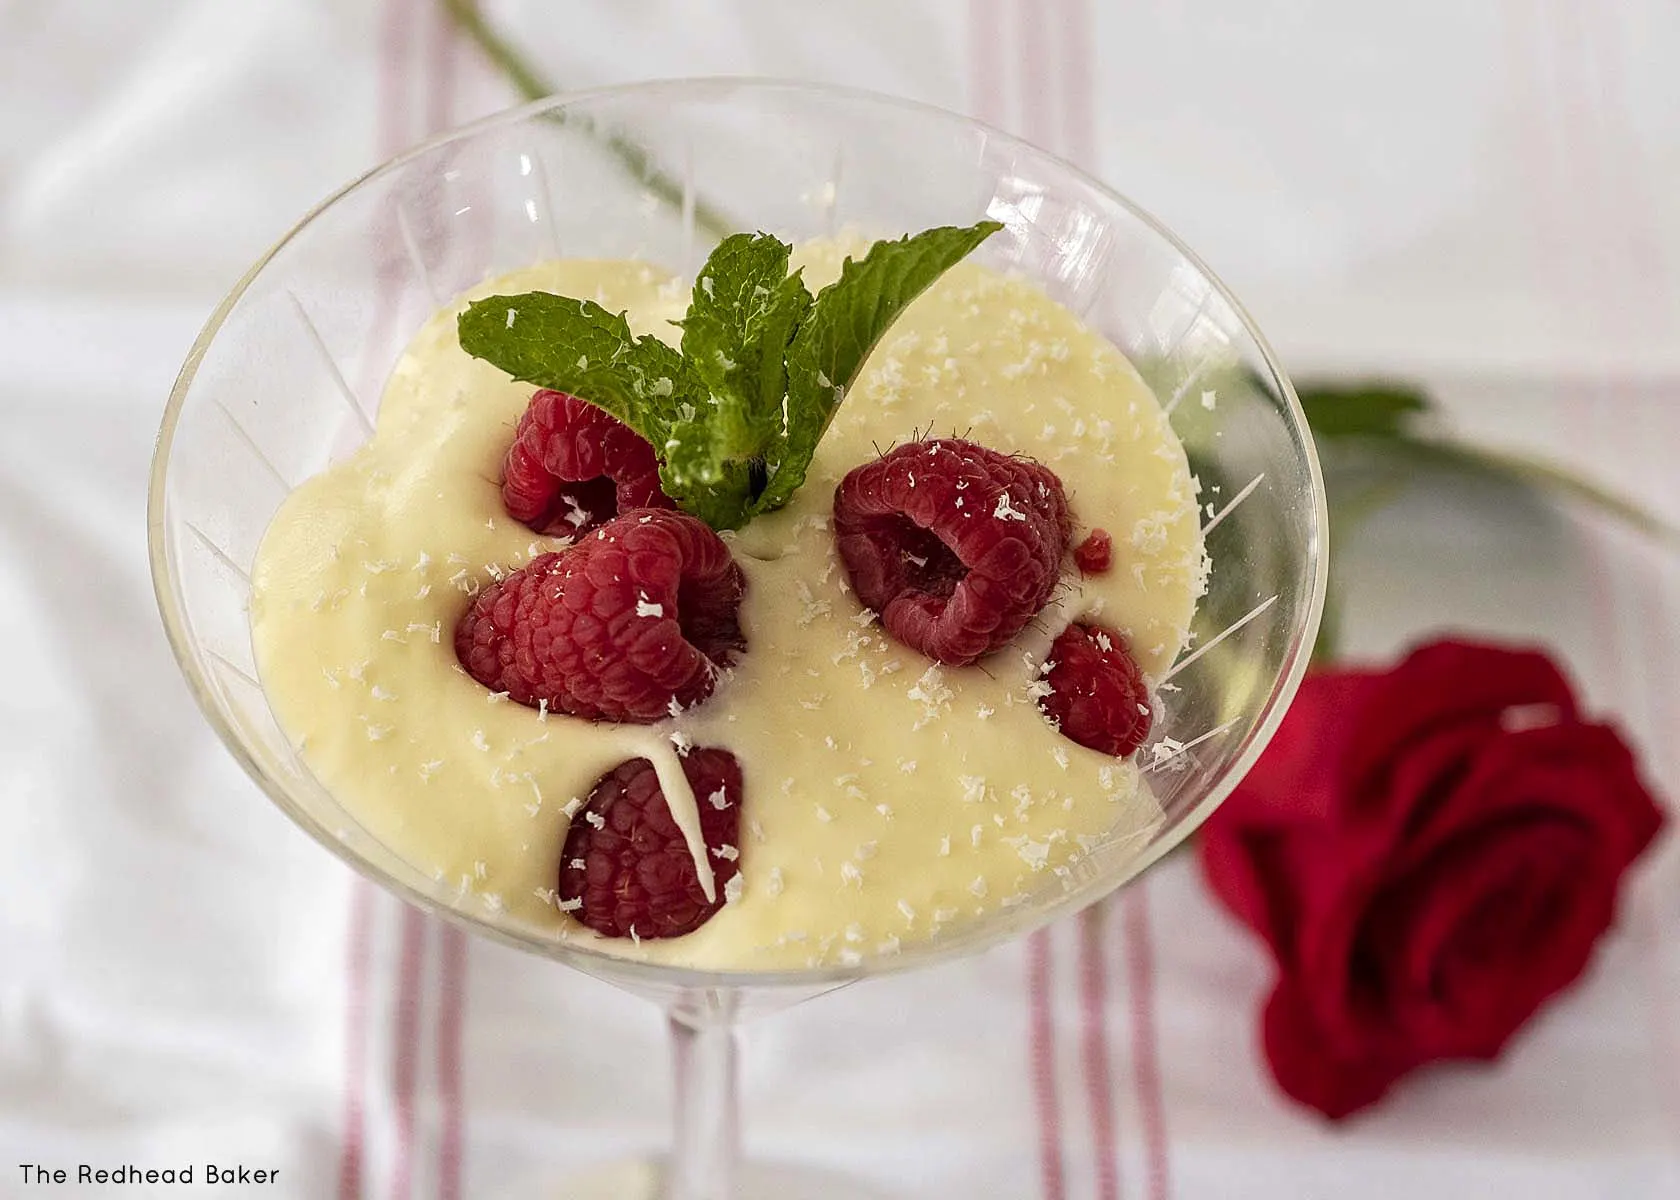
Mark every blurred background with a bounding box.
[2,1,1677,1197]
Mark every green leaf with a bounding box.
[752,272,816,433]
[678,233,812,468]
[759,220,1004,511]
[458,292,692,438]
[1294,380,1432,440]
[662,459,759,530]
[458,292,744,521]
[459,222,1001,529]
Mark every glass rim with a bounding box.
[147,76,1328,991]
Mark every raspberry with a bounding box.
[1074,529,1113,575]
[1039,623,1153,758]
[455,509,745,723]
[558,748,742,939]
[833,438,1071,666]
[502,389,673,535]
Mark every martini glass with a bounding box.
[148,80,1326,1199]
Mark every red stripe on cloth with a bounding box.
[1079,905,1122,1200]
[387,907,428,1200]
[435,926,469,1200]
[1059,3,1119,1191]
[1563,0,1655,319]
[1556,1,1680,1162]
[425,0,458,145]
[1059,0,1096,167]
[1005,7,1073,1195]
[338,1,416,1194]
[425,18,472,1200]
[336,882,376,1200]
[381,1,439,1194]
[1016,0,1054,148]
[1505,3,1630,693]
[1123,888,1170,1200]
[1631,539,1680,1158]
[1608,1,1680,1105]
[1543,1,1631,697]
[375,10,470,1195]
[968,0,1007,126]
[1027,929,1067,1200]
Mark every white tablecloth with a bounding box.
[3,2,1677,1197]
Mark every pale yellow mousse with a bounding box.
[249,241,1205,969]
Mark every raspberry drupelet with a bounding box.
[502,388,674,535]
[833,438,1071,667]
[454,509,745,724]
[1039,622,1153,758]
[558,748,743,938]
[1073,528,1113,575]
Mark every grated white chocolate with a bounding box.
[248,244,1203,969]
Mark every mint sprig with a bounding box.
[454,292,748,527]
[763,222,1003,511]
[677,233,811,481]
[458,220,1002,529]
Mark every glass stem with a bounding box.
[665,989,741,1200]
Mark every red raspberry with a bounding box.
[558,748,742,939]
[1073,528,1113,575]
[833,438,1071,666]
[502,389,674,535]
[1039,623,1153,758]
[454,509,745,723]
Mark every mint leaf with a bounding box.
[679,233,812,470]
[458,292,744,520]
[753,270,815,423]
[458,220,1001,529]
[760,220,1003,511]
[685,231,809,426]
[459,292,692,436]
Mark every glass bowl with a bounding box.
[148,79,1326,1196]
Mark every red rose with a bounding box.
[1200,638,1664,1119]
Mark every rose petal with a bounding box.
[1369,721,1490,843]
[1200,670,1381,957]
[1364,816,1596,1057]
[1205,638,1668,1123]
[1392,722,1664,871]
[1262,975,1414,1120]
[1205,824,1385,969]
[1216,670,1378,829]
[1341,640,1578,825]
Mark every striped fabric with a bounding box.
[1,2,1675,1197]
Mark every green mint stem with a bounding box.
[1294,378,1671,542]
[1397,438,1677,543]
[1295,376,1675,667]
[440,0,549,107]
[440,0,735,240]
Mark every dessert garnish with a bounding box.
[454,508,746,724]
[458,222,1002,529]
[1039,624,1154,758]
[252,222,1198,950]
[501,387,674,534]
[558,748,743,939]
[438,223,1166,939]
[1073,528,1113,575]
[832,438,1070,667]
